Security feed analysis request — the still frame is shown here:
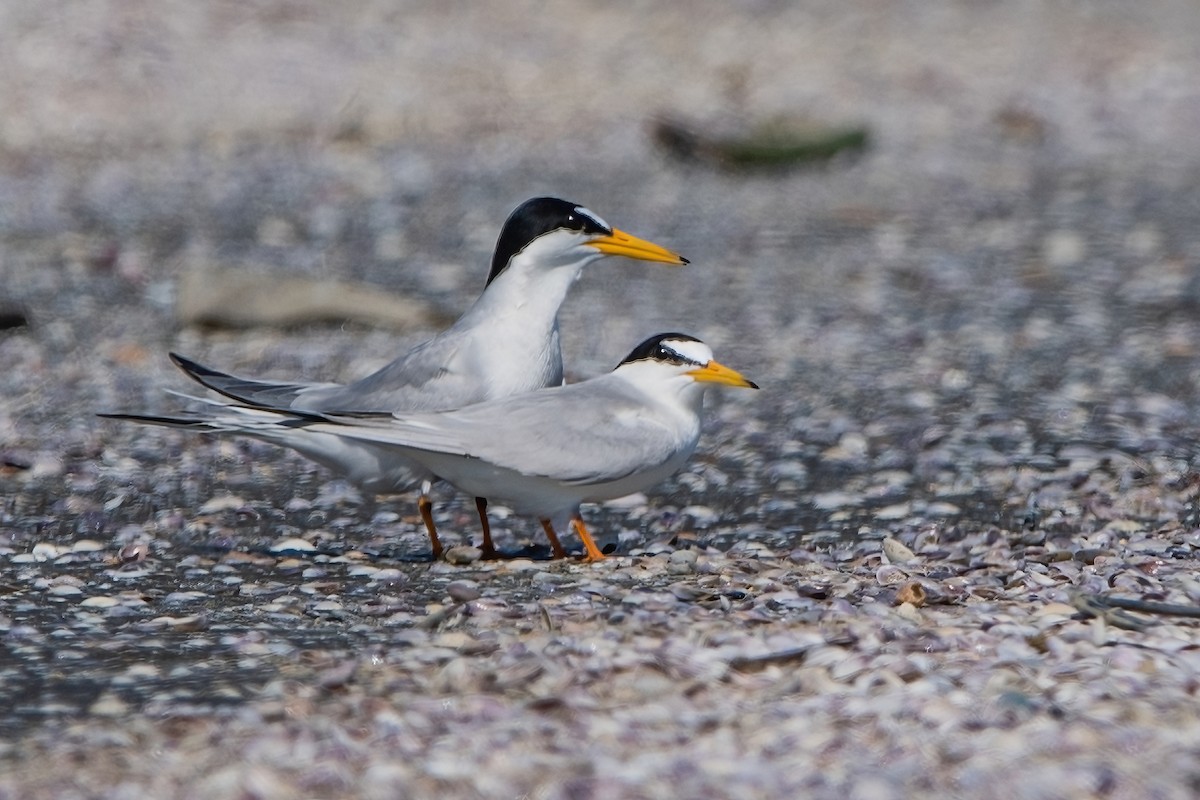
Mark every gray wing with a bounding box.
[294,332,475,412]
[172,330,480,414]
[169,353,339,409]
[316,379,689,485]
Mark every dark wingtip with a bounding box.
[169,352,208,374]
[96,411,212,428]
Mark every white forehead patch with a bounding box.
[663,338,713,365]
[574,206,610,231]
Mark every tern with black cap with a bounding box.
[109,334,757,561]
[105,198,687,559]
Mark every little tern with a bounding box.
[111,334,757,561]
[107,198,687,558]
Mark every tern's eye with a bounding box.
[657,345,688,364]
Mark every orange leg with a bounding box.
[539,519,568,560]
[475,497,499,559]
[571,514,606,562]
[417,495,444,560]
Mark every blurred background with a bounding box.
[4,1,1197,362]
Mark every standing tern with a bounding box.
[112,334,758,561]
[109,198,687,559]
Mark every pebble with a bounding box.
[270,538,317,554]
[79,595,120,608]
[874,502,911,521]
[876,565,909,586]
[310,600,345,615]
[198,495,246,514]
[444,546,482,565]
[162,614,209,632]
[31,543,65,562]
[119,542,151,563]
[88,692,130,717]
[669,549,698,565]
[881,537,918,564]
[163,591,208,605]
[446,580,481,603]
[370,568,406,584]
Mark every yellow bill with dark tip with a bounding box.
[687,360,759,389]
[588,228,688,265]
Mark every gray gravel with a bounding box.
[4,2,1200,798]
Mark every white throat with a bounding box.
[453,245,601,398]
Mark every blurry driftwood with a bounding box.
[177,267,450,330]
[653,115,869,170]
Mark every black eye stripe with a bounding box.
[616,333,705,369]
[656,344,702,366]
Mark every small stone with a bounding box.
[317,660,358,689]
[163,614,209,632]
[370,568,406,584]
[71,539,106,553]
[198,495,246,514]
[874,502,912,521]
[1073,548,1114,565]
[876,565,909,586]
[311,600,345,613]
[443,546,482,565]
[270,537,317,554]
[80,595,121,608]
[668,549,698,565]
[446,580,481,603]
[119,543,151,563]
[31,543,65,562]
[89,692,129,717]
[882,537,917,564]
[163,591,208,604]
[894,601,923,622]
[811,492,861,511]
